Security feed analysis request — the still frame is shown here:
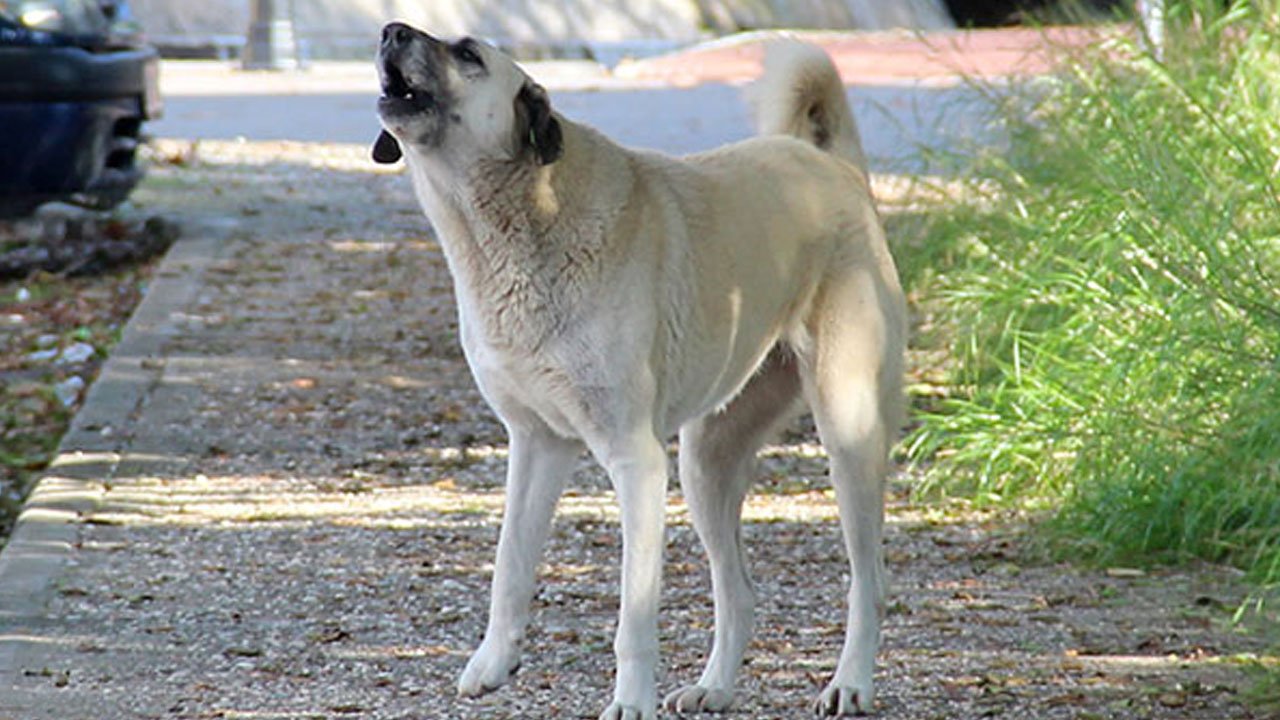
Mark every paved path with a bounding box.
[5,26,1266,720]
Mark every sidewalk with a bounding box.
[1,28,1262,720]
[614,25,1108,86]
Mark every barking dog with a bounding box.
[373,23,906,718]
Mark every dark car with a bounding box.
[0,0,161,218]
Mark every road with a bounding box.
[149,59,1002,173]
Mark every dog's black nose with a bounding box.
[381,22,414,48]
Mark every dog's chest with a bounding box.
[460,325,603,438]
[449,219,603,348]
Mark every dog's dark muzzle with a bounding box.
[372,22,450,164]
[376,22,443,115]
[380,21,422,51]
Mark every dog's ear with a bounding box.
[372,130,402,164]
[516,82,563,165]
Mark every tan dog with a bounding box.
[373,24,905,718]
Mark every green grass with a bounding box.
[902,0,1280,590]
[1245,654,1280,714]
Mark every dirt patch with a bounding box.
[0,209,174,541]
[0,212,178,280]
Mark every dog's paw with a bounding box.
[598,701,656,720]
[812,682,873,717]
[457,644,521,697]
[663,684,735,714]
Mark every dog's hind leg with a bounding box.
[458,421,580,697]
[665,348,802,715]
[802,262,904,717]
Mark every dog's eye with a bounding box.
[454,42,483,67]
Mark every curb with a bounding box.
[613,26,1113,86]
[0,221,235,673]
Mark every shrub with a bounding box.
[904,0,1280,586]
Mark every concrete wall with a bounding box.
[133,0,954,53]
[698,0,953,33]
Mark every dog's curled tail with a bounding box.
[748,39,868,171]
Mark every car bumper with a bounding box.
[0,45,160,217]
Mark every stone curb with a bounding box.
[0,222,234,674]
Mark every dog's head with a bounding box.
[372,22,562,167]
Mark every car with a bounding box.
[0,0,161,218]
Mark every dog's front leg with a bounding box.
[597,435,670,720]
[458,422,579,697]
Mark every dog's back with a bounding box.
[748,40,869,173]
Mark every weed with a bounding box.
[904,0,1280,592]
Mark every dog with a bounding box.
[372,23,905,718]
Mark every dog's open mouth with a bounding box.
[378,61,435,115]
[381,63,414,100]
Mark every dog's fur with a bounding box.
[373,24,905,718]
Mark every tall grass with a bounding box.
[904,0,1280,587]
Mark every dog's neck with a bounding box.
[463,158,561,239]
[405,139,600,348]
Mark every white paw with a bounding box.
[598,701,656,720]
[663,684,735,714]
[457,643,521,697]
[813,682,873,717]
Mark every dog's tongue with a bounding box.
[372,130,402,164]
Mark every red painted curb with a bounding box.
[615,25,1124,85]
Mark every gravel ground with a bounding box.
[2,140,1274,720]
